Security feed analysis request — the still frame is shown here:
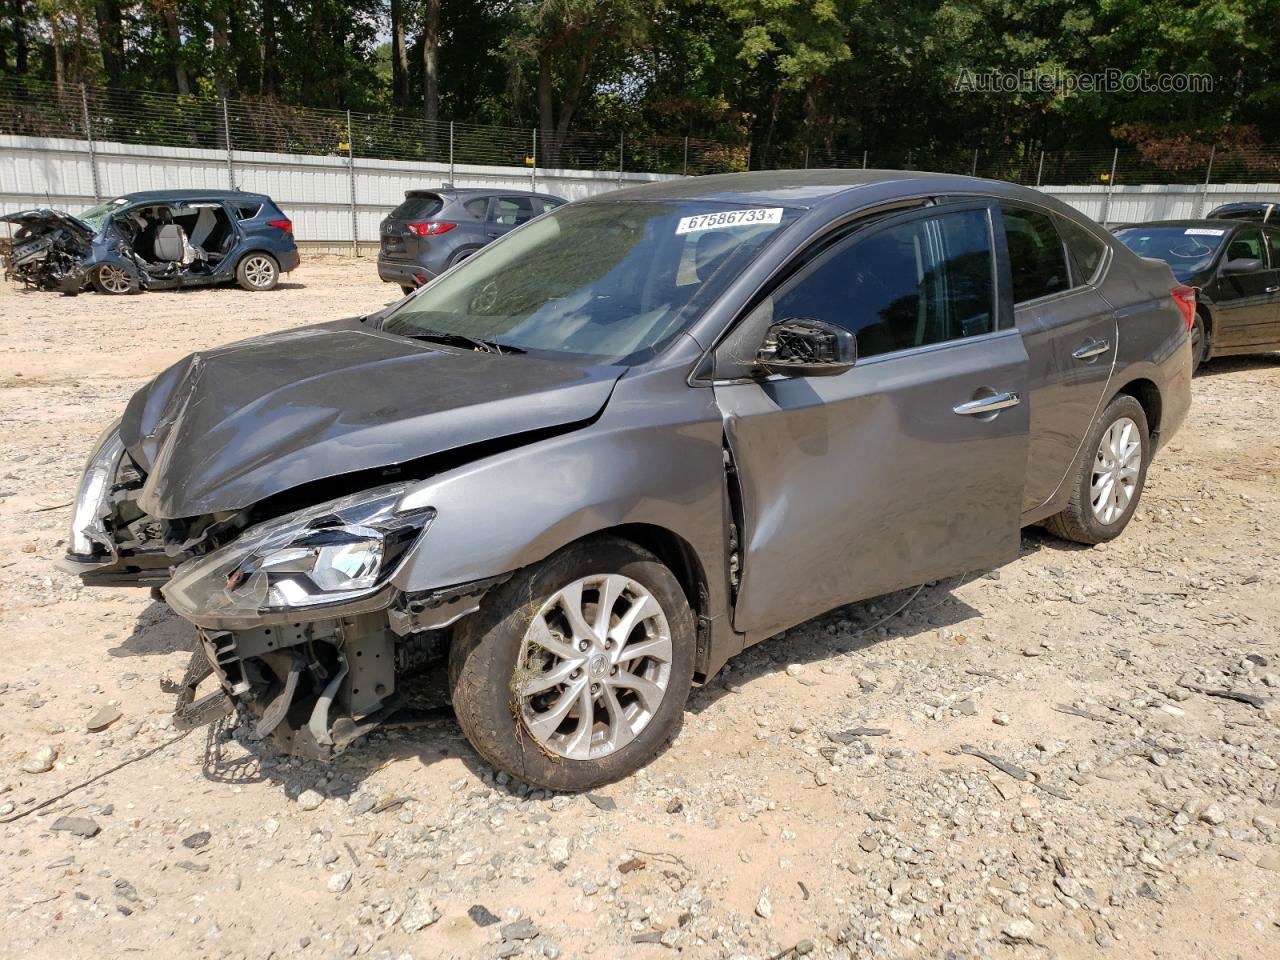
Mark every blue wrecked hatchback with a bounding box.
[1,188,300,294]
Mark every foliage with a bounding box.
[0,0,1276,161]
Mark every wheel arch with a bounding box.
[1112,377,1162,438]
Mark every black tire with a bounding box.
[449,536,696,791]
[1043,394,1151,545]
[400,284,416,296]
[235,252,280,291]
[91,263,139,295]
[1190,313,1209,371]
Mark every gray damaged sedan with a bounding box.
[63,171,1192,790]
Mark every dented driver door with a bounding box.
[713,201,1030,638]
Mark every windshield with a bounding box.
[382,200,800,363]
[1114,226,1227,280]
[77,198,129,232]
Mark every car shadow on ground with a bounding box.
[1195,353,1280,378]
[110,572,987,796]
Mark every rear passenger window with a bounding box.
[770,207,995,359]
[463,197,489,218]
[1055,215,1107,285]
[1001,205,1069,303]
[234,203,261,220]
[492,196,536,226]
[538,199,561,215]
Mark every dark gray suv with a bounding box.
[65,171,1192,791]
[377,187,565,293]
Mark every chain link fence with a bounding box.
[4,75,1280,189]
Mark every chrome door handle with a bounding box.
[1072,339,1111,360]
[953,391,1021,416]
[1266,285,1280,293]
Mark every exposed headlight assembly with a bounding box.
[163,485,434,626]
[69,420,126,560]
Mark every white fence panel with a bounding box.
[4,133,1278,243]
[0,133,680,247]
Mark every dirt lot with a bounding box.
[1,257,1277,960]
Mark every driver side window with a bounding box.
[769,207,996,359]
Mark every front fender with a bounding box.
[388,367,730,622]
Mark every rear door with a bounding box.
[487,196,539,240]
[713,201,1030,637]
[1001,204,1118,513]
[1212,226,1276,349]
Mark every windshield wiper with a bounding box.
[400,330,524,355]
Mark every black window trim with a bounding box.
[998,200,1082,307]
[705,197,1006,380]
[943,192,1114,304]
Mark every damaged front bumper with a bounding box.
[174,576,503,761]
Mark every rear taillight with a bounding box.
[1171,284,1196,330]
[406,221,457,237]
[267,218,293,234]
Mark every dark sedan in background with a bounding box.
[1115,219,1280,367]
[377,187,564,294]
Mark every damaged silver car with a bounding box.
[63,171,1192,790]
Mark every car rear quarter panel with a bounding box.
[1096,254,1193,449]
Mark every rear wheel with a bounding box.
[91,263,138,295]
[236,253,279,291]
[449,537,696,791]
[399,284,416,296]
[1190,313,1208,371]
[1044,394,1150,545]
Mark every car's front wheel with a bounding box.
[91,263,138,295]
[1044,394,1150,545]
[236,252,280,291]
[449,537,696,791]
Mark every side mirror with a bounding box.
[756,317,856,377]
[1222,257,1263,275]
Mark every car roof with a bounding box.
[579,169,1092,212]
[1208,201,1277,210]
[1114,219,1257,230]
[117,189,272,203]
[405,188,562,200]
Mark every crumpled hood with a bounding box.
[0,208,96,240]
[121,326,624,518]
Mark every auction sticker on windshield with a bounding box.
[1185,228,1226,236]
[676,208,784,234]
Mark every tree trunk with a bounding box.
[537,50,555,161]
[390,0,409,109]
[15,0,28,73]
[260,0,277,97]
[422,0,440,124]
[159,4,189,95]
[50,14,64,86]
[211,4,230,98]
[94,0,125,86]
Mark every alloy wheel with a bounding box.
[1090,416,1142,524]
[243,255,276,288]
[515,573,672,761]
[98,264,131,294]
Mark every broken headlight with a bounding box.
[69,420,125,560]
[162,485,433,622]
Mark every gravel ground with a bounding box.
[1,257,1277,960]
